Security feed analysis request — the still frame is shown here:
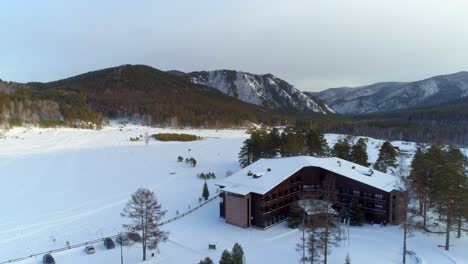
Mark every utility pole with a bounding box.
[445,200,453,251]
[120,233,124,264]
[302,209,306,264]
[403,203,408,264]
[347,217,350,249]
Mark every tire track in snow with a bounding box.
[0,171,180,246]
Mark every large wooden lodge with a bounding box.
[216,156,406,229]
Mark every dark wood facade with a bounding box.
[220,166,406,229]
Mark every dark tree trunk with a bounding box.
[324,219,329,264]
[423,197,427,228]
[302,226,305,264]
[445,201,452,251]
[142,213,146,261]
[310,232,314,264]
[302,211,305,264]
[403,210,407,264]
[418,198,423,215]
[457,216,462,239]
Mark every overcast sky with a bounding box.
[1,0,468,91]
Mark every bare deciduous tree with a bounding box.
[144,131,150,146]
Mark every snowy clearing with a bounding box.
[0,125,466,264]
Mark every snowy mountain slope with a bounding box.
[311,71,468,114]
[186,70,334,114]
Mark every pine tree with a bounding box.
[332,139,351,161]
[219,249,233,264]
[373,141,397,173]
[231,243,245,264]
[239,138,254,168]
[202,181,210,201]
[265,127,281,158]
[350,138,368,166]
[445,146,468,239]
[409,148,431,227]
[198,257,214,264]
[345,253,351,264]
[409,144,467,247]
[121,188,169,261]
[288,202,304,228]
[305,129,329,157]
[280,127,306,157]
[238,129,268,168]
[349,198,365,226]
[432,146,466,250]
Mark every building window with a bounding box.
[375,194,384,199]
[375,203,383,209]
[353,190,360,196]
[303,185,316,191]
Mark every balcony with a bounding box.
[262,190,301,205]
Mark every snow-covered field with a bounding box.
[0,125,466,264]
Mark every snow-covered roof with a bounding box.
[217,156,402,195]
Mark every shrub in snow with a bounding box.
[185,157,197,167]
[177,156,184,162]
[152,133,200,142]
[197,172,216,180]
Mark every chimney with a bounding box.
[337,161,341,167]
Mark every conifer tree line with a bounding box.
[409,145,467,250]
[238,127,331,168]
[239,127,400,173]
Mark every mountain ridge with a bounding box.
[311,71,468,114]
[175,69,334,114]
[0,65,297,128]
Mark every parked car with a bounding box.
[43,254,55,264]
[116,235,130,246]
[104,237,115,249]
[85,245,95,254]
